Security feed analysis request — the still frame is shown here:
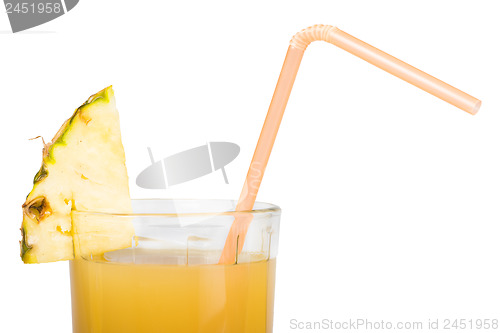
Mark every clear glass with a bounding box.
[69,199,281,333]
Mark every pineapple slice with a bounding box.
[21,86,133,263]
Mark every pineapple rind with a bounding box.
[45,88,110,165]
[30,87,111,187]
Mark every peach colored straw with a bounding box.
[219,25,481,264]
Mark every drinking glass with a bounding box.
[69,199,280,333]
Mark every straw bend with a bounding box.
[290,24,341,50]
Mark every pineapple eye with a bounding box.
[33,163,48,184]
[23,197,51,222]
[20,226,32,257]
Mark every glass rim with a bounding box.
[71,198,281,217]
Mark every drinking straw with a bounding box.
[219,25,481,264]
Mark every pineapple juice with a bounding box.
[69,250,276,333]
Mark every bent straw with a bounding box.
[219,25,481,264]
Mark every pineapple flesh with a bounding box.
[21,86,133,263]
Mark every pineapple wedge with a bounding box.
[21,86,133,263]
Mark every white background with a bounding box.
[1,1,499,332]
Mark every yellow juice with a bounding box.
[69,250,276,333]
